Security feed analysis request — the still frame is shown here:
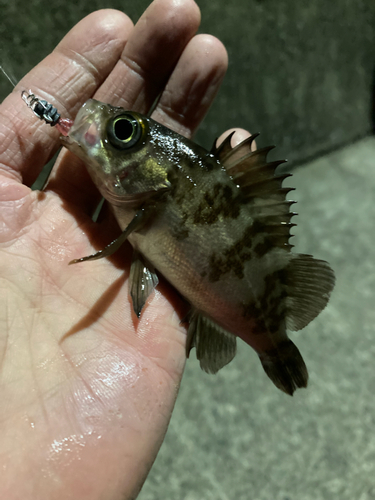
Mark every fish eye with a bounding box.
[107,114,142,149]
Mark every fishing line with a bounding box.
[0,63,17,88]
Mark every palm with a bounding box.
[0,1,229,498]
[1,177,186,495]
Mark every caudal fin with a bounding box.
[259,340,308,395]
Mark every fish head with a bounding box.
[61,99,171,206]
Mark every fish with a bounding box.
[60,98,335,395]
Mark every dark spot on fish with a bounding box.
[249,220,278,258]
[171,225,190,241]
[243,301,261,320]
[243,302,255,318]
[247,215,294,254]
[250,219,265,234]
[254,240,273,257]
[167,167,197,206]
[203,154,217,171]
[242,268,290,337]
[207,224,257,282]
[262,272,288,333]
[252,319,268,335]
[242,300,270,335]
[263,339,295,358]
[276,268,288,285]
[222,185,233,201]
[192,183,243,225]
[208,251,245,281]
[268,318,281,334]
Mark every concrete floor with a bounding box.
[138,136,375,500]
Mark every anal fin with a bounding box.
[187,312,237,374]
[259,340,308,395]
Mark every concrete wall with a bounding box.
[1,0,374,165]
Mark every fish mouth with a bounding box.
[61,99,104,149]
[60,135,73,146]
[104,185,170,207]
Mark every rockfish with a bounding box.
[61,99,335,395]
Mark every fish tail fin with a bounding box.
[259,340,308,395]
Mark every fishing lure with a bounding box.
[21,90,73,136]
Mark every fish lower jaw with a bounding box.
[60,135,74,147]
[104,189,165,208]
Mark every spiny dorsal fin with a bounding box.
[214,134,295,252]
[211,132,259,163]
[186,312,237,374]
[225,145,276,176]
[285,254,335,331]
[210,131,235,159]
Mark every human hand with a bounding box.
[0,1,232,498]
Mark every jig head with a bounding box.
[21,90,73,136]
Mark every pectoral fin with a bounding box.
[187,312,237,374]
[129,250,159,318]
[69,208,147,265]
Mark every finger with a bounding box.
[96,0,201,112]
[217,128,256,149]
[0,10,133,187]
[52,31,228,217]
[49,0,202,214]
[151,34,228,138]
[50,32,226,214]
